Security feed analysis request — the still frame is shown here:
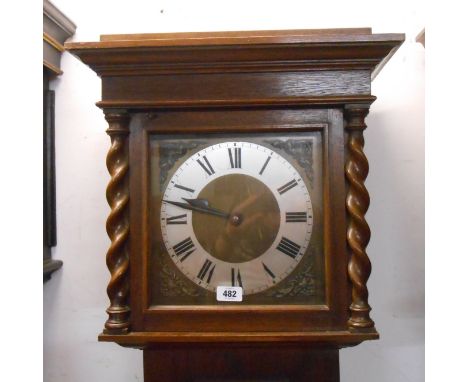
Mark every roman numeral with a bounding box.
[231,268,243,287]
[197,155,215,176]
[285,212,307,223]
[174,184,195,193]
[166,214,187,225]
[172,237,195,261]
[277,179,298,195]
[228,147,241,168]
[276,237,301,259]
[259,155,271,175]
[197,259,216,283]
[262,262,276,280]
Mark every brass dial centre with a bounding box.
[192,174,280,263]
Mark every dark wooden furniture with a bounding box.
[43,0,76,281]
[66,28,404,381]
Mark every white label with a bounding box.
[216,286,243,302]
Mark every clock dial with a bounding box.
[160,142,313,295]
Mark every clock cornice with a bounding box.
[65,28,404,78]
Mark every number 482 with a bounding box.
[223,290,237,298]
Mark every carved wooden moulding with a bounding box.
[66,28,404,350]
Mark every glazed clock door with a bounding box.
[129,107,349,332]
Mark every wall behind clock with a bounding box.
[43,1,425,381]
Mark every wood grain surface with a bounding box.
[103,112,131,334]
[344,106,375,329]
[65,28,404,79]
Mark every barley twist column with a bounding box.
[344,105,375,329]
[103,111,131,334]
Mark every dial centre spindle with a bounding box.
[230,213,243,226]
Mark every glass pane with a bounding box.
[149,133,325,305]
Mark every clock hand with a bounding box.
[182,198,232,219]
[181,198,210,209]
[163,199,230,219]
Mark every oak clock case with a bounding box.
[65,28,404,382]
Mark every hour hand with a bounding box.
[163,199,230,219]
[181,198,230,218]
[182,198,210,208]
[162,199,193,211]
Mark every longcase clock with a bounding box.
[66,28,404,382]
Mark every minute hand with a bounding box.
[162,199,230,219]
